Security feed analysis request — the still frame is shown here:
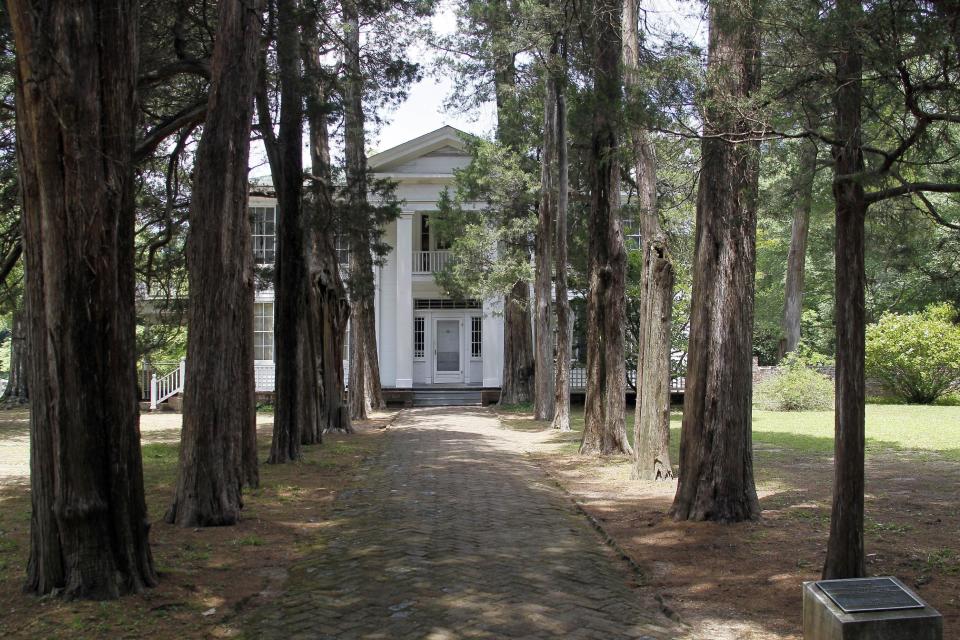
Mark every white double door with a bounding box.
[432,317,464,384]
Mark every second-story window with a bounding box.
[420,214,430,251]
[251,206,276,264]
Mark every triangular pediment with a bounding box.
[368,126,473,174]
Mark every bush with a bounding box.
[865,304,960,404]
[755,352,834,411]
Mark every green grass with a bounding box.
[549,404,960,460]
[752,405,960,459]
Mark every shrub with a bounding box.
[865,304,960,404]
[754,352,834,411]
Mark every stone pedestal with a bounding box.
[803,578,942,640]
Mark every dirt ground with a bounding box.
[0,409,395,639]
[499,410,960,640]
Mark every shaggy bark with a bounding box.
[579,0,631,456]
[534,56,557,421]
[269,0,312,462]
[670,0,762,521]
[823,0,867,579]
[500,280,534,405]
[552,76,572,432]
[304,21,352,435]
[2,308,28,404]
[624,0,674,479]
[778,138,817,358]
[631,240,674,480]
[167,0,263,525]
[490,0,534,406]
[344,0,384,420]
[10,0,158,597]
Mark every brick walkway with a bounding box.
[243,408,680,639]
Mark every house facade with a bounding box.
[248,126,505,392]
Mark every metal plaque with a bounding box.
[816,577,925,613]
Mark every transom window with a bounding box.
[413,317,425,359]
[471,316,482,359]
[254,302,274,361]
[414,298,481,310]
[251,206,276,264]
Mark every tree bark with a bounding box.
[632,239,674,480]
[489,0,534,406]
[2,308,28,404]
[823,0,867,580]
[500,280,534,405]
[344,0,384,421]
[624,0,674,479]
[10,0,157,597]
[167,0,263,525]
[670,0,762,521]
[778,138,817,359]
[579,0,631,456]
[304,17,352,435]
[552,69,572,432]
[269,0,312,462]
[534,51,557,421]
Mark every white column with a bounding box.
[394,213,414,388]
[482,296,502,388]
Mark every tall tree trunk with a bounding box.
[579,0,631,456]
[10,0,157,597]
[167,0,263,525]
[552,65,572,432]
[670,0,762,522]
[500,280,534,405]
[344,0,384,421]
[269,0,312,463]
[632,239,674,480]
[778,138,817,359]
[490,0,534,405]
[624,0,674,479]
[534,50,557,421]
[2,307,28,404]
[304,17,352,435]
[823,0,867,580]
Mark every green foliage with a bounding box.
[754,352,834,411]
[432,138,536,300]
[865,304,960,404]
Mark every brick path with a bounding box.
[243,407,680,639]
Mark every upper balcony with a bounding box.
[413,250,452,275]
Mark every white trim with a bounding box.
[367,125,471,170]
[432,316,464,384]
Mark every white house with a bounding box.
[248,126,505,394]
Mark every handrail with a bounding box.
[413,250,452,274]
[150,358,185,409]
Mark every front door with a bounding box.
[433,318,463,384]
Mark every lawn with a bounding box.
[506,403,960,461]
[0,411,393,640]
[499,401,960,639]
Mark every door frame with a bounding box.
[432,316,464,384]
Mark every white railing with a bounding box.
[252,360,350,393]
[150,359,185,409]
[413,250,452,274]
[568,367,685,392]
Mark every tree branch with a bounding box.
[135,101,207,163]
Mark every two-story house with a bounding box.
[248,126,505,396]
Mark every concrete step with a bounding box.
[411,390,483,407]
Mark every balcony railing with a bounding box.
[413,250,452,274]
